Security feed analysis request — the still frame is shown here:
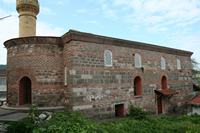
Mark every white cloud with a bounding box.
[37,21,64,36]
[40,7,56,15]
[85,20,98,24]
[2,0,15,4]
[113,0,200,28]
[76,9,87,13]
[0,8,64,64]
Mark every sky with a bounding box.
[0,0,200,66]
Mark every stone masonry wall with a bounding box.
[6,42,68,107]
[68,40,193,119]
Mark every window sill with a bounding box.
[134,95,142,98]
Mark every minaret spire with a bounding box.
[16,0,40,37]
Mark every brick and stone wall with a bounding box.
[4,30,194,120]
[5,37,68,107]
[63,38,193,119]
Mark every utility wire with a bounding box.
[0,15,12,21]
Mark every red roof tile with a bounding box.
[154,89,178,96]
[188,93,200,105]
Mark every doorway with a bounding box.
[157,95,162,114]
[19,77,32,106]
[115,104,124,117]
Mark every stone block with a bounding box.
[73,105,93,111]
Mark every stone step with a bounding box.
[0,109,16,117]
[0,112,27,123]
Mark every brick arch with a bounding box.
[160,74,168,90]
[133,50,143,59]
[16,71,37,89]
[102,46,115,58]
[132,73,143,96]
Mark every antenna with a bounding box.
[0,15,11,21]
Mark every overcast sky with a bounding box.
[0,0,200,65]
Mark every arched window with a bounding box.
[161,57,165,70]
[135,53,141,68]
[177,58,181,70]
[134,76,142,96]
[104,50,112,66]
[64,66,67,86]
[161,76,167,90]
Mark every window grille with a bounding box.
[104,50,112,66]
[64,66,67,86]
[0,77,6,85]
[177,58,181,70]
[135,53,141,68]
[161,57,165,69]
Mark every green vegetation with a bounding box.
[6,106,200,133]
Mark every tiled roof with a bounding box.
[188,93,200,105]
[154,89,178,96]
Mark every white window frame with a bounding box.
[177,58,181,70]
[64,66,67,86]
[0,77,6,85]
[135,53,141,68]
[161,57,165,70]
[104,50,112,66]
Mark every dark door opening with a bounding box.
[19,77,32,106]
[115,104,124,118]
[134,76,142,96]
[157,96,162,114]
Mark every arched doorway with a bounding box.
[19,77,32,106]
[157,76,168,114]
[162,76,167,90]
[134,76,142,96]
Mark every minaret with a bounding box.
[16,0,39,37]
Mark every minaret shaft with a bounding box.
[16,0,39,37]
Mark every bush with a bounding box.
[127,105,148,120]
[33,111,102,133]
[6,106,39,133]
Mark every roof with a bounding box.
[188,93,200,105]
[154,89,178,96]
[0,65,6,70]
[4,30,193,57]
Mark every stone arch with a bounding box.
[19,76,32,105]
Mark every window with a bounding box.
[134,76,142,96]
[135,53,141,68]
[177,58,181,70]
[0,91,6,99]
[64,66,67,86]
[104,50,112,66]
[0,77,6,85]
[161,57,165,69]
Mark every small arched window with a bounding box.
[64,66,67,86]
[104,50,112,66]
[134,76,142,96]
[161,57,165,70]
[135,53,141,68]
[161,76,167,90]
[177,58,181,70]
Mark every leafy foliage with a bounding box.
[5,106,200,133]
[6,106,39,133]
[127,104,148,120]
[33,111,101,133]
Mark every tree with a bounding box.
[191,58,200,87]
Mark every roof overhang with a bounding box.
[154,89,178,96]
